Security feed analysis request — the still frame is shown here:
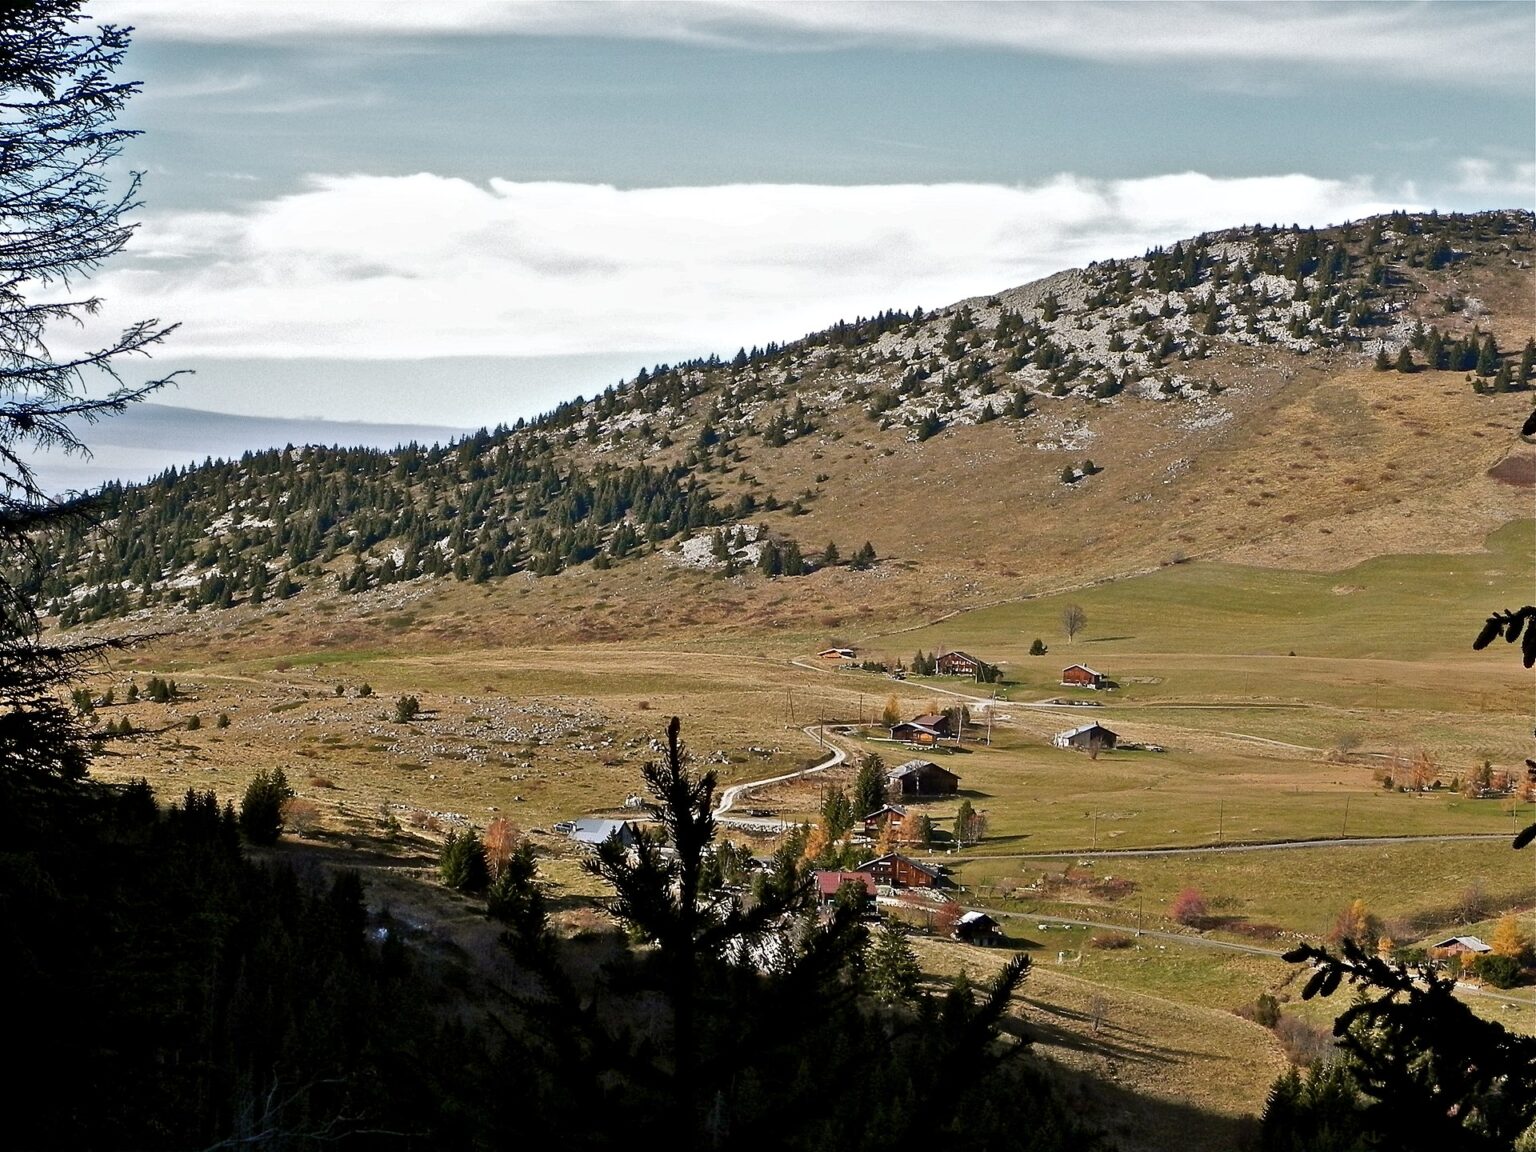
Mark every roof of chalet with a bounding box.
[956,911,999,928]
[861,803,910,821]
[891,722,944,738]
[939,650,981,663]
[1062,663,1103,676]
[888,759,952,778]
[908,713,950,728]
[1056,722,1118,739]
[815,870,877,897]
[1432,935,1492,952]
[568,818,638,845]
[818,647,856,657]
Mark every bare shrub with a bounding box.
[1089,931,1135,950]
[309,776,338,790]
[1171,887,1209,927]
[1273,1015,1336,1066]
[1088,876,1137,900]
[281,797,321,837]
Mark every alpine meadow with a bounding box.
[4,3,1535,1150]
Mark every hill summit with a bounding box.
[36,209,1536,638]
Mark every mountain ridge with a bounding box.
[33,209,1536,639]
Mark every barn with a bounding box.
[1061,664,1107,689]
[1430,935,1492,958]
[1052,722,1118,751]
[886,759,961,796]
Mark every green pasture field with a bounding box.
[869,519,1533,664]
[950,840,1536,945]
[816,722,1532,854]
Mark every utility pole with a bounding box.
[787,690,795,725]
[986,706,993,747]
[1341,795,1350,839]
[1218,799,1224,844]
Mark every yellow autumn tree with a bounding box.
[1490,913,1532,960]
[880,694,901,726]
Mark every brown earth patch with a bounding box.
[1488,453,1536,487]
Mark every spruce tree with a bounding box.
[866,919,923,1003]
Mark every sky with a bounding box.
[30,1,1536,487]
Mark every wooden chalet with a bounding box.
[890,712,953,745]
[1061,663,1107,689]
[886,759,961,797]
[814,870,877,906]
[1052,722,1118,751]
[935,650,984,677]
[861,803,910,839]
[818,647,857,660]
[858,853,942,889]
[953,910,1003,945]
[1430,935,1492,959]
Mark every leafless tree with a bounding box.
[1061,603,1087,643]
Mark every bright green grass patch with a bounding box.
[885,519,1533,663]
[839,729,1529,853]
[954,840,1535,942]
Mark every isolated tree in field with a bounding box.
[1028,637,1048,656]
[1329,898,1382,951]
[1061,603,1087,643]
[393,694,420,722]
[238,767,292,845]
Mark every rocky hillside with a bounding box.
[34,209,1536,634]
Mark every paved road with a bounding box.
[943,833,1514,862]
[713,725,845,827]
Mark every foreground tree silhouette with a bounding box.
[498,716,1092,1151]
[0,0,178,789]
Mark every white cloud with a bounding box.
[1450,157,1536,200]
[74,172,1419,362]
[96,1,1533,89]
